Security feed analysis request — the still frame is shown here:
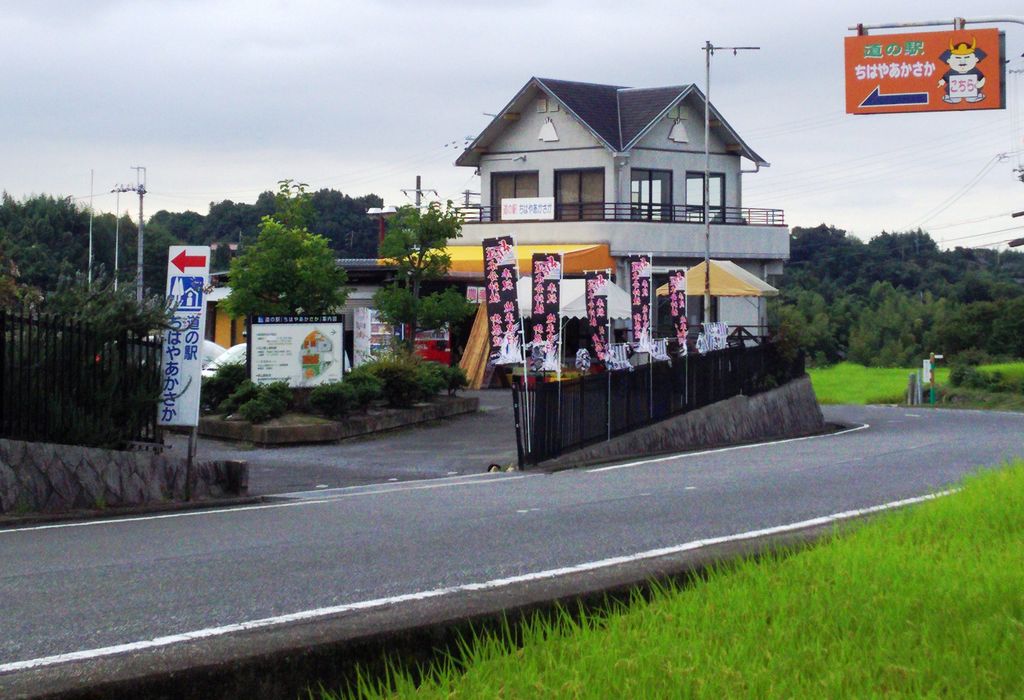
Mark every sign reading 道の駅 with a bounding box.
[844,28,1004,115]
[250,315,344,386]
[500,197,555,221]
[159,245,211,427]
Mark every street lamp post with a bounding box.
[702,42,759,324]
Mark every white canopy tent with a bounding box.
[516,276,633,320]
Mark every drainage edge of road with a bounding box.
[0,495,267,529]
[2,514,883,700]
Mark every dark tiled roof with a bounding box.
[535,78,624,149]
[618,86,690,147]
[536,78,690,150]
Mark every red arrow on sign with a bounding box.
[170,250,207,272]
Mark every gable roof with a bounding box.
[456,77,767,167]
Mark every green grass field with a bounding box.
[325,462,1024,699]
[807,362,951,404]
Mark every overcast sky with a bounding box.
[2,1,1022,248]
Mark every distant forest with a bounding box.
[0,188,382,297]
[774,225,1024,366]
[3,190,1023,368]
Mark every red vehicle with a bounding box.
[414,327,451,365]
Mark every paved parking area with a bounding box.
[163,390,519,495]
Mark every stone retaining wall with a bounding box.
[542,375,825,470]
[0,439,247,515]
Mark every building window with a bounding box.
[491,172,539,220]
[630,169,672,221]
[685,172,725,222]
[555,169,605,220]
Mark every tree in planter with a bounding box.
[373,202,474,352]
[222,181,349,318]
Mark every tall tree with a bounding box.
[221,181,348,318]
[373,202,473,350]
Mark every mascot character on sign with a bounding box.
[937,38,987,104]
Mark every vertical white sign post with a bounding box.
[159,245,211,500]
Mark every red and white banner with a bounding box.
[482,236,522,365]
[667,269,688,355]
[531,253,562,372]
[585,270,610,362]
[628,254,653,352]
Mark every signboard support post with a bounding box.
[185,427,197,501]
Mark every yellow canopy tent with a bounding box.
[656,259,778,297]
[444,244,614,275]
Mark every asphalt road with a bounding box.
[162,390,520,493]
[2,404,1023,687]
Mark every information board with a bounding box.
[251,315,343,386]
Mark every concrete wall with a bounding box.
[541,376,824,470]
[0,439,248,515]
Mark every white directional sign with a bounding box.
[158,245,211,427]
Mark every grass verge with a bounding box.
[321,462,1024,699]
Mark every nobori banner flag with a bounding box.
[585,270,610,361]
[668,269,688,355]
[159,245,210,427]
[482,236,522,365]
[531,252,562,359]
[628,255,652,349]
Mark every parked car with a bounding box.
[201,342,246,378]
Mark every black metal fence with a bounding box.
[456,203,785,226]
[512,342,804,466]
[0,309,163,448]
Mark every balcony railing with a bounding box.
[457,203,785,226]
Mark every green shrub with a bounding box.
[219,380,260,415]
[415,361,446,399]
[441,365,468,396]
[373,361,422,407]
[238,395,278,423]
[219,380,292,421]
[345,369,384,408]
[202,362,248,413]
[261,381,293,414]
[309,382,356,419]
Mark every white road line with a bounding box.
[0,475,528,535]
[0,488,952,675]
[587,422,871,473]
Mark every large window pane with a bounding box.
[492,172,539,219]
[685,172,725,222]
[556,169,604,221]
[631,169,671,220]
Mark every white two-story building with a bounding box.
[451,76,786,331]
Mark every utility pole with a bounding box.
[132,166,146,302]
[87,169,95,288]
[112,165,146,302]
[702,41,759,324]
[113,190,120,291]
[401,175,438,209]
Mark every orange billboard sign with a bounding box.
[845,29,1004,114]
